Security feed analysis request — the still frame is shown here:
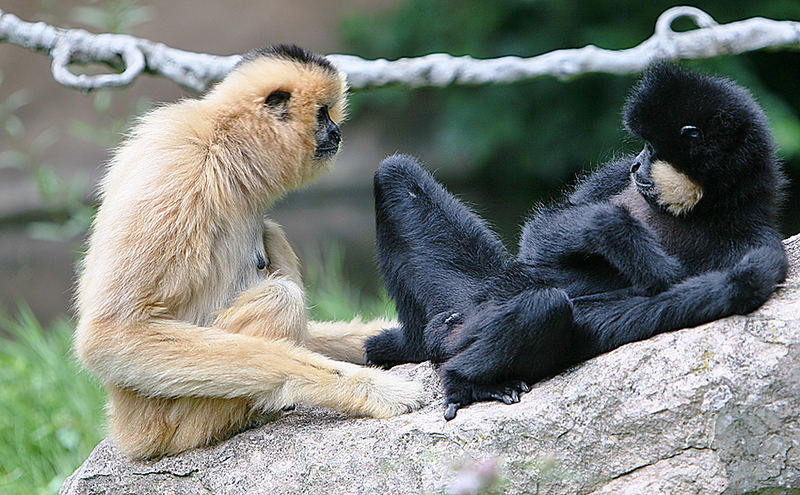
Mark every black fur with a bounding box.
[365,64,788,419]
[239,44,337,74]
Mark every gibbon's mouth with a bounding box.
[313,145,339,159]
[633,174,654,191]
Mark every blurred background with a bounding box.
[1,0,799,325]
[1,1,798,493]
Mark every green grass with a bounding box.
[0,308,106,495]
[0,247,393,494]
[304,244,396,322]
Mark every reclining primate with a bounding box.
[365,64,788,419]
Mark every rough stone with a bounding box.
[61,235,800,495]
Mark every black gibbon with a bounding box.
[365,63,788,420]
[75,45,424,459]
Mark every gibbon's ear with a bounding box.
[264,89,291,120]
[265,90,290,107]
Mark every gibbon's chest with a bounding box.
[611,183,706,265]
[176,216,270,326]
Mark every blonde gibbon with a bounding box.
[75,44,425,459]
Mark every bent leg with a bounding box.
[370,154,510,365]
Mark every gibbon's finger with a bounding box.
[490,392,518,405]
[514,380,531,394]
[444,402,462,421]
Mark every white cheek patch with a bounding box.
[651,160,704,216]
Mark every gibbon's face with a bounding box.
[628,140,704,217]
[209,49,348,182]
[623,63,762,217]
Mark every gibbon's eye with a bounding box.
[680,125,702,139]
[256,253,269,271]
[264,90,290,107]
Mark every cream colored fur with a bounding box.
[74,52,424,459]
[651,159,704,216]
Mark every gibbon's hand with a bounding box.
[727,245,788,315]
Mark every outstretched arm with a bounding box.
[521,202,683,295]
[77,316,422,418]
[307,317,395,364]
[572,242,787,358]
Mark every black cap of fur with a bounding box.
[623,63,772,168]
[238,44,337,74]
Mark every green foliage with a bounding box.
[0,308,106,495]
[304,245,396,322]
[341,0,800,235]
[70,0,154,34]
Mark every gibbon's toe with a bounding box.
[356,367,427,417]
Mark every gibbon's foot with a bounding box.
[364,327,419,369]
[340,363,427,417]
[442,376,531,420]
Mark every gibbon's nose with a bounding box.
[328,123,341,146]
[632,163,654,189]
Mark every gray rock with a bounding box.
[61,235,800,495]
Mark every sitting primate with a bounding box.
[75,45,424,459]
[365,64,788,419]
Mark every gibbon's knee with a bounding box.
[374,154,428,195]
[214,276,307,341]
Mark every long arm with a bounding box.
[307,317,394,364]
[78,316,421,417]
[520,202,683,295]
[572,242,787,358]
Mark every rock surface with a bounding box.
[61,236,800,495]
